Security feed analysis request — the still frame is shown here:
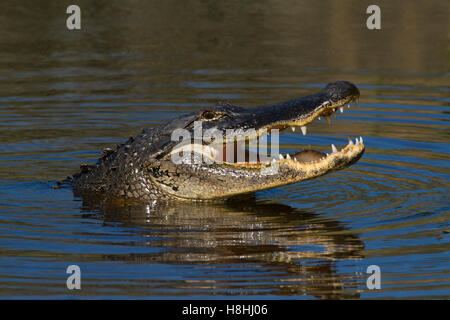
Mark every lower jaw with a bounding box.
[209,137,365,169]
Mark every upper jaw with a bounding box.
[200,83,360,145]
[257,87,360,132]
[168,81,362,165]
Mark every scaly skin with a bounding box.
[70,81,364,201]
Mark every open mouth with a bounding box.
[171,95,364,169]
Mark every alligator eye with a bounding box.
[199,110,223,121]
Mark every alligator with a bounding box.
[68,81,364,201]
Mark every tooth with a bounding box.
[360,136,363,144]
[347,104,351,109]
[355,138,359,145]
[291,127,295,132]
[333,108,336,112]
[318,116,321,120]
[294,158,297,162]
[340,107,344,113]
[279,154,284,160]
[286,154,291,160]
[326,153,329,157]
[348,139,354,146]
[331,144,337,153]
[301,126,307,135]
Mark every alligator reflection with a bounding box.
[79,195,364,299]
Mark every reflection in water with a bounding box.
[78,194,364,298]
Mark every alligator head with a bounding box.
[71,81,364,201]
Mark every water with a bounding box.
[0,1,449,299]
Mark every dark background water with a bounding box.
[0,0,449,299]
